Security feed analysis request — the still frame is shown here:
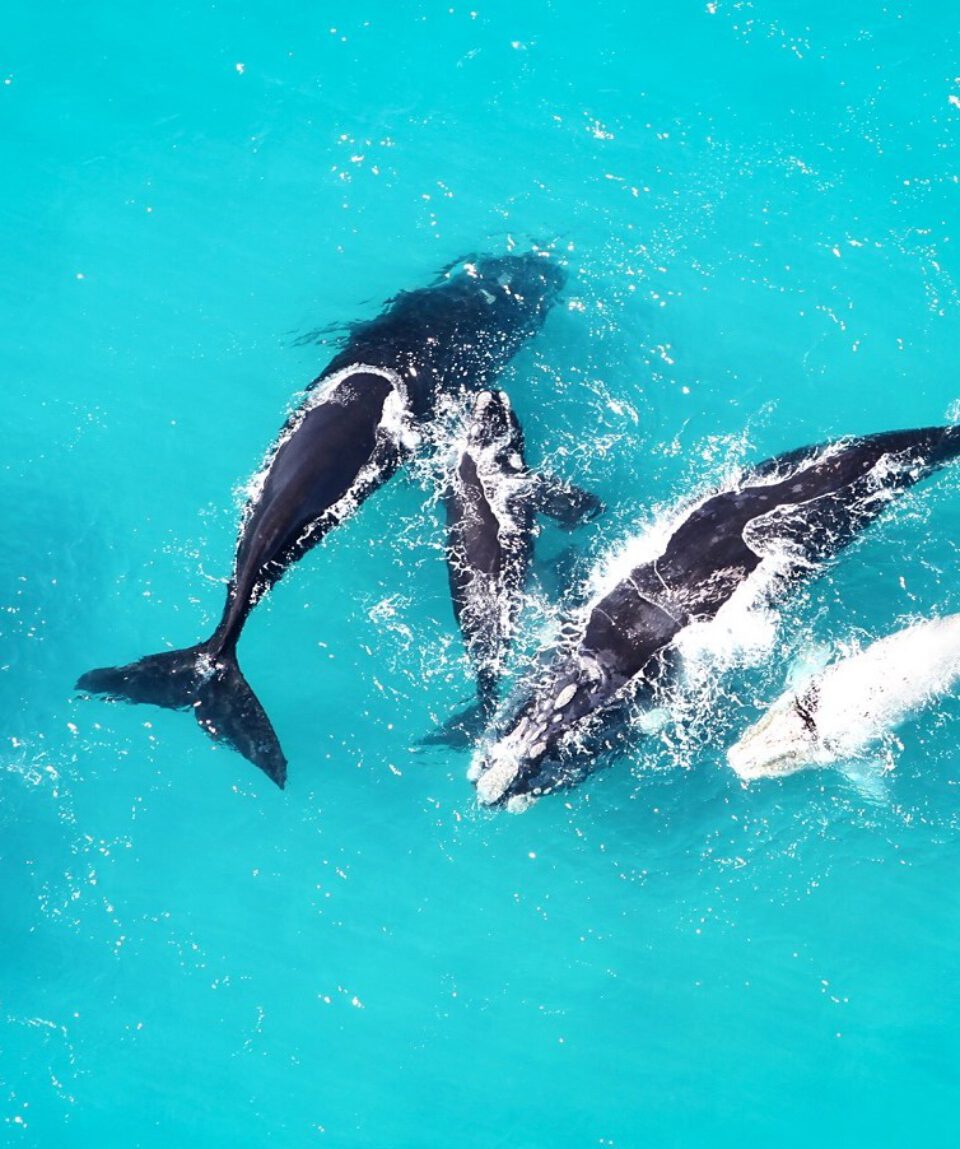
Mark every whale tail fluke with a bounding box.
[76,645,287,788]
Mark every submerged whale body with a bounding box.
[472,424,960,809]
[442,389,602,723]
[78,253,566,787]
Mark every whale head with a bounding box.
[352,252,566,411]
[470,654,626,810]
[727,693,820,780]
[470,252,566,307]
[466,389,524,455]
[455,253,566,343]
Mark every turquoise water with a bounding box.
[4,1,960,1144]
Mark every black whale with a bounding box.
[78,254,566,787]
[442,389,601,721]
[472,424,960,807]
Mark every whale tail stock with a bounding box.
[76,643,287,788]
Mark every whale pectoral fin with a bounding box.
[838,750,894,804]
[533,473,604,527]
[417,700,490,750]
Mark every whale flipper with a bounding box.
[77,647,287,788]
[418,699,490,749]
[533,474,604,527]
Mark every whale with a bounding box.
[77,253,566,787]
[728,613,960,780]
[471,424,960,809]
[442,388,602,719]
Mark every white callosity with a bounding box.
[473,732,527,804]
[471,656,606,806]
[728,614,960,779]
[553,682,578,710]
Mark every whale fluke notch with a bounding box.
[76,646,287,788]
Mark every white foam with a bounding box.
[672,564,783,677]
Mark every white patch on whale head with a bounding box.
[474,754,520,806]
[471,708,550,804]
[553,682,578,710]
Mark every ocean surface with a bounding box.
[3,2,960,1145]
